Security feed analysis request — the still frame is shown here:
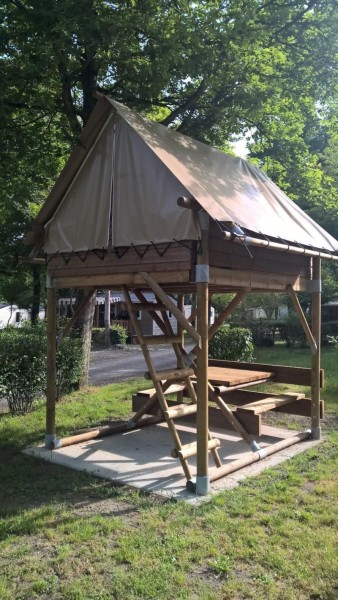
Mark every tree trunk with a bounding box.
[77,290,97,386]
[104,290,111,347]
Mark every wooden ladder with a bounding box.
[122,286,222,482]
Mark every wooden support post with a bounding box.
[196,212,210,495]
[177,294,184,402]
[46,285,58,447]
[311,258,321,440]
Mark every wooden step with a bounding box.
[236,393,305,415]
[130,303,167,311]
[164,403,197,420]
[172,438,221,460]
[144,367,194,382]
[136,335,182,345]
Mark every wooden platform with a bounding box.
[204,366,274,387]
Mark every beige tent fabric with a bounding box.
[111,100,338,252]
[112,117,200,246]
[41,97,338,254]
[44,115,115,253]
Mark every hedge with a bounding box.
[0,322,83,415]
[209,326,254,361]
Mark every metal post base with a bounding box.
[196,475,210,496]
[45,434,62,449]
[311,426,321,441]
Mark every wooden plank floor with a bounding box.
[204,366,275,387]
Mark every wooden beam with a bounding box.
[46,287,57,446]
[208,290,248,340]
[209,266,309,292]
[140,271,201,346]
[209,431,311,483]
[287,284,317,353]
[195,213,210,495]
[51,270,191,289]
[311,258,322,439]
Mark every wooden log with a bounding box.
[130,379,177,425]
[144,367,194,382]
[208,430,311,483]
[208,289,248,340]
[140,271,201,346]
[311,258,321,439]
[46,287,57,445]
[196,213,210,494]
[48,415,164,450]
[165,404,198,420]
[177,438,220,460]
[287,284,317,353]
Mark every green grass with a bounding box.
[0,348,337,600]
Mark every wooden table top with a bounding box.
[206,366,275,387]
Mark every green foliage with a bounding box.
[91,328,106,349]
[328,335,338,349]
[91,326,127,348]
[1,0,338,316]
[209,326,254,361]
[56,336,83,400]
[0,324,46,414]
[0,322,83,414]
[245,319,278,347]
[278,315,307,348]
[110,325,127,346]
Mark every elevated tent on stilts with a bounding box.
[24,94,338,495]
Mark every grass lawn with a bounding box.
[0,347,337,600]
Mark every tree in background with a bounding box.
[1,0,338,371]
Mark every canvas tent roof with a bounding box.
[26,95,338,255]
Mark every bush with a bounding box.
[278,315,307,347]
[91,327,106,349]
[91,325,127,348]
[245,319,277,347]
[209,326,254,361]
[0,322,83,415]
[110,324,127,345]
[56,336,83,400]
[0,324,46,415]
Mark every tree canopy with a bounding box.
[1,0,338,305]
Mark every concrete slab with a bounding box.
[24,423,321,505]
